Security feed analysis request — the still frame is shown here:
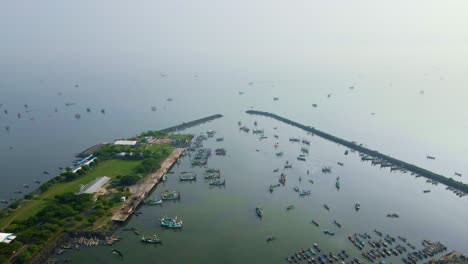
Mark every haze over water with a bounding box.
[1,0,468,262]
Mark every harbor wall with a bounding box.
[160,114,223,133]
[246,110,468,194]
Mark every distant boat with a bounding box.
[455,172,462,177]
[423,190,431,193]
[323,204,330,210]
[256,206,263,217]
[337,162,344,166]
[101,109,105,114]
[311,220,319,227]
[75,113,81,119]
[151,106,157,112]
[86,108,91,112]
[355,202,360,211]
[312,104,317,108]
[273,97,279,101]
[266,235,276,242]
[426,156,435,160]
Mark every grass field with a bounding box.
[0,159,141,228]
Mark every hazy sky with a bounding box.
[2,0,468,76]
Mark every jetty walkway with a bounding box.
[112,148,185,222]
[246,110,468,194]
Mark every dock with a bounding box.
[246,110,468,195]
[112,148,185,222]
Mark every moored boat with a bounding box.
[209,179,225,186]
[141,234,161,244]
[160,216,183,228]
[161,190,180,200]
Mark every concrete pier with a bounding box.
[112,148,185,222]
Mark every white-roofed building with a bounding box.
[0,233,16,244]
[114,140,138,146]
[77,176,110,195]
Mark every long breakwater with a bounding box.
[246,110,468,194]
[160,114,223,133]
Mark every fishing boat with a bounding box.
[253,129,264,134]
[374,229,383,237]
[337,162,344,166]
[141,234,161,244]
[179,173,196,181]
[204,172,220,180]
[355,202,361,211]
[297,156,306,161]
[386,213,399,218]
[311,220,319,227]
[301,139,310,145]
[455,172,462,177]
[300,190,311,196]
[256,206,263,217]
[322,167,331,173]
[301,147,309,154]
[266,235,276,242]
[293,186,299,192]
[269,185,274,193]
[276,152,284,157]
[279,173,286,184]
[309,179,314,184]
[161,174,167,182]
[324,230,335,236]
[160,216,183,228]
[312,104,317,108]
[273,168,279,173]
[151,106,157,112]
[273,97,279,101]
[143,199,162,205]
[284,164,292,169]
[206,130,216,137]
[161,190,180,200]
[215,148,226,156]
[335,180,341,190]
[423,190,431,193]
[344,150,349,155]
[333,220,342,228]
[323,204,330,210]
[206,168,220,173]
[209,179,225,186]
[216,137,224,142]
[289,137,300,142]
[286,205,295,210]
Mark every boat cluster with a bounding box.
[286,243,360,264]
[347,229,448,263]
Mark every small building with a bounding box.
[77,176,110,195]
[114,140,138,146]
[0,233,16,244]
[120,197,126,202]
